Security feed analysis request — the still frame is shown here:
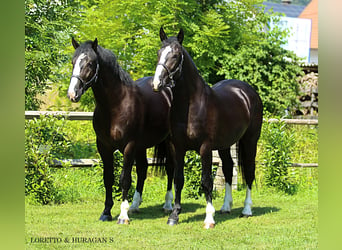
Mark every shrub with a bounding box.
[25,116,134,204]
[25,115,71,204]
[261,119,298,194]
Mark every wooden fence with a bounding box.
[25,110,319,125]
[25,111,318,190]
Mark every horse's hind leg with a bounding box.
[117,141,136,224]
[129,149,147,213]
[163,140,175,213]
[218,149,234,214]
[239,137,258,217]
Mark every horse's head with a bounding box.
[68,38,99,102]
[152,27,184,92]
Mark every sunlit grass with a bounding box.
[25,176,318,249]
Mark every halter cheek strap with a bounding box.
[71,63,99,92]
[157,54,184,88]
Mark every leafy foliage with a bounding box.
[25,116,133,204]
[56,0,303,115]
[261,119,298,194]
[25,115,71,204]
[25,0,81,110]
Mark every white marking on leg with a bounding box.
[129,190,142,213]
[204,202,215,228]
[118,200,130,222]
[152,46,172,90]
[163,190,173,212]
[68,53,86,97]
[242,187,253,216]
[220,182,233,213]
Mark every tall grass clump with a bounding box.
[261,119,297,194]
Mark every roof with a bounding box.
[262,2,306,18]
[299,0,318,49]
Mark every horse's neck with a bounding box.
[180,55,208,102]
[92,64,133,109]
[171,55,209,123]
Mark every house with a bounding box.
[263,0,318,66]
[298,0,318,64]
[263,1,306,18]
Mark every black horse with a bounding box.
[67,38,175,224]
[151,28,263,228]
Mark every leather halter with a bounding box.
[157,53,184,88]
[71,63,99,92]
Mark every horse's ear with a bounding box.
[92,38,98,52]
[177,28,184,45]
[160,27,168,42]
[72,37,79,49]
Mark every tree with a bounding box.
[25,0,81,110]
[59,0,302,115]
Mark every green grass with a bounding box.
[25,176,318,249]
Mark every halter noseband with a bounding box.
[71,63,99,92]
[157,53,184,88]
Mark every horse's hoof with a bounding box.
[219,210,231,214]
[204,223,215,229]
[117,218,130,225]
[240,214,252,218]
[167,218,178,226]
[99,214,112,222]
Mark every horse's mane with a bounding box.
[96,45,134,86]
[78,41,134,86]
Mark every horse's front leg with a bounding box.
[97,140,115,222]
[117,141,136,224]
[200,143,215,229]
[167,148,185,226]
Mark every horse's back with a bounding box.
[212,79,262,114]
[213,79,259,99]
[210,79,263,144]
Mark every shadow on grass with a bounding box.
[112,202,204,221]
[181,206,280,225]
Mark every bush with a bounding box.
[25,115,71,204]
[25,115,134,204]
[261,119,298,194]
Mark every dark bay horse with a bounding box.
[67,38,174,224]
[151,28,263,228]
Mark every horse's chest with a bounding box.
[186,104,208,140]
[186,120,203,140]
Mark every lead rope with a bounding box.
[161,87,173,108]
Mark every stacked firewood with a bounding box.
[297,72,318,116]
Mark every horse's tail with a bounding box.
[237,141,246,185]
[153,139,167,173]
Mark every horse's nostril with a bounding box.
[68,92,77,102]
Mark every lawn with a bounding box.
[25,176,318,249]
